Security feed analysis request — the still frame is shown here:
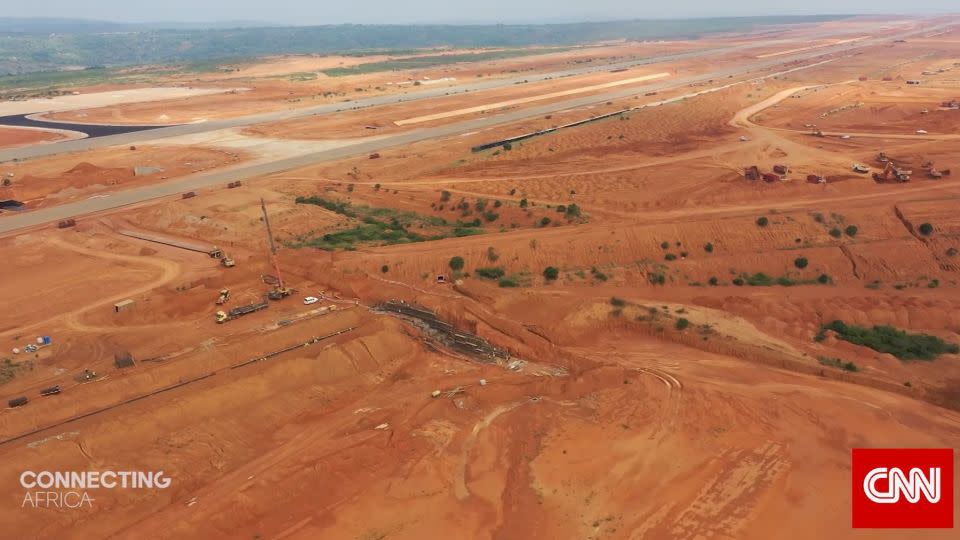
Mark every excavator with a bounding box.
[872,161,912,183]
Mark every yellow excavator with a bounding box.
[216,288,231,305]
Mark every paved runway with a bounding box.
[0,20,950,235]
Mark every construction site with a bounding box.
[1,13,960,540]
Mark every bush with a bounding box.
[732,277,745,286]
[829,228,842,238]
[449,256,465,271]
[380,264,389,273]
[494,200,502,208]
[374,183,381,191]
[486,247,499,261]
[660,241,670,249]
[591,267,608,281]
[680,251,688,258]
[704,242,714,253]
[543,266,559,281]
[818,356,859,372]
[845,225,858,237]
[794,257,809,269]
[610,297,627,307]
[919,223,934,236]
[648,272,666,285]
[503,142,513,151]
[519,198,528,208]
[664,253,677,261]
[565,204,582,218]
[539,217,551,226]
[675,318,690,330]
[556,205,566,213]
[498,277,518,287]
[756,216,769,227]
[476,267,505,279]
[483,211,499,222]
[440,190,451,202]
[820,320,959,361]
[708,276,718,286]
[817,274,830,284]
[947,247,958,257]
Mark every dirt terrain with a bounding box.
[2,16,960,539]
[0,127,68,150]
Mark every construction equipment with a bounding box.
[216,288,231,305]
[853,164,870,173]
[8,397,28,408]
[744,166,760,181]
[216,296,269,323]
[807,174,827,184]
[762,173,780,183]
[876,152,889,163]
[928,167,950,179]
[40,385,61,396]
[773,164,788,175]
[872,162,912,183]
[221,255,235,268]
[260,199,293,300]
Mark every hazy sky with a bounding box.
[2,0,955,25]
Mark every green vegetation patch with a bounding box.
[322,48,571,76]
[292,195,473,250]
[820,320,959,361]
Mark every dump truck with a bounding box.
[40,385,61,396]
[216,297,269,323]
[853,164,870,173]
[8,397,28,408]
[773,165,788,175]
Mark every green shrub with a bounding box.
[565,204,582,218]
[845,225,858,237]
[704,242,714,253]
[680,251,688,258]
[733,277,745,286]
[519,198,528,208]
[817,356,859,372]
[484,211,499,222]
[665,253,677,261]
[440,190,451,202]
[486,247,499,261]
[675,318,690,330]
[540,217,552,226]
[449,256,465,271]
[919,223,934,236]
[660,241,670,249]
[708,276,718,286]
[818,274,830,284]
[498,277,518,287]
[610,297,627,307]
[543,266,559,281]
[829,228,842,238]
[756,216,769,227]
[380,264,389,273]
[648,272,666,285]
[591,267,608,281]
[820,320,959,361]
[794,257,809,269]
[476,267,505,279]
[556,205,566,213]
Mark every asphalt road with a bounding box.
[0,21,951,235]
[0,21,904,165]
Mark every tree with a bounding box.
[539,217,551,226]
[660,241,670,249]
[919,223,934,236]
[708,276,719,286]
[794,256,809,269]
[565,204,582,218]
[756,216,769,227]
[449,256,464,271]
[519,198,528,208]
[380,264,389,273]
[675,318,690,330]
[543,266,559,281]
[818,274,830,284]
[440,190,451,202]
[844,225,858,237]
[829,227,842,238]
[704,242,714,253]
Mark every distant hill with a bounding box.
[0,15,849,78]
[0,17,273,34]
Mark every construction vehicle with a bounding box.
[853,164,870,173]
[216,296,269,323]
[221,255,235,268]
[928,167,951,179]
[8,397,28,408]
[876,152,889,163]
[216,288,231,305]
[260,199,293,300]
[807,174,827,184]
[762,173,780,183]
[773,164,788,175]
[744,166,761,181]
[872,162,912,183]
[40,385,61,396]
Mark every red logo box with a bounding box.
[852,448,954,528]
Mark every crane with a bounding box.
[260,198,293,300]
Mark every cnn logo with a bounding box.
[852,448,954,528]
